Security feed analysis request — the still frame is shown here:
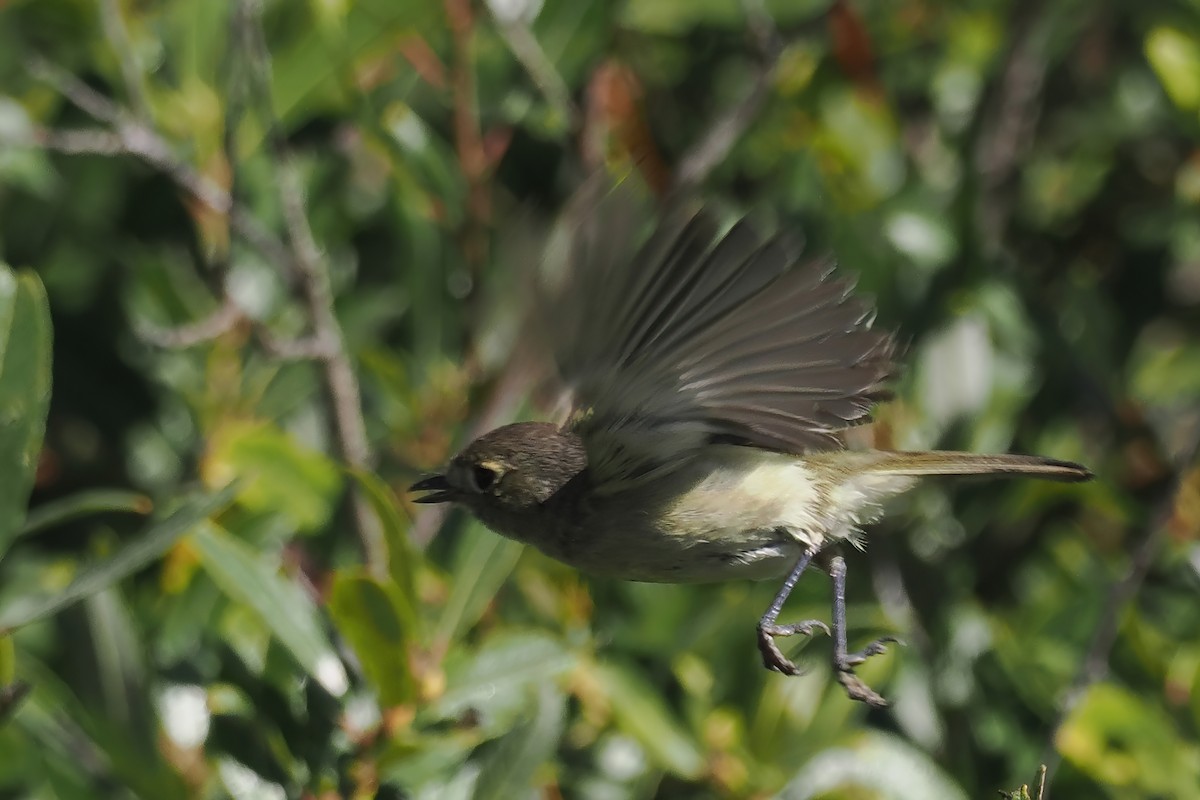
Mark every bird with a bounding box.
[410,175,1092,707]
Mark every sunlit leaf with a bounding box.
[1146,26,1200,111]
[1056,682,1200,797]
[203,421,342,533]
[779,731,968,800]
[0,266,52,557]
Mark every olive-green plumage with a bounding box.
[411,177,1091,706]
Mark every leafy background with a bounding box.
[1,0,1199,797]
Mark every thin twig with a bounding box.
[28,54,295,275]
[27,58,121,124]
[671,75,773,191]
[257,330,335,361]
[35,128,126,155]
[98,0,151,119]
[235,0,385,572]
[671,0,781,190]
[445,0,491,270]
[972,0,1051,257]
[29,21,385,568]
[32,120,293,273]
[136,294,246,348]
[491,14,578,129]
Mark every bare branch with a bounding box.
[27,58,121,124]
[446,0,491,269]
[671,0,781,191]
[29,18,384,569]
[98,0,151,119]
[671,76,772,191]
[258,330,336,361]
[235,0,385,571]
[136,295,246,348]
[491,14,578,128]
[972,0,1052,256]
[36,127,127,156]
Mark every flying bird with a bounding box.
[411,176,1092,707]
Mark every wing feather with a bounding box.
[546,177,895,483]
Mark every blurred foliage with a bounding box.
[1,0,1199,798]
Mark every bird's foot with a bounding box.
[834,636,902,708]
[756,620,831,675]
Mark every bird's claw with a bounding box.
[834,636,903,708]
[838,635,902,669]
[836,670,891,708]
[757,620,830,675]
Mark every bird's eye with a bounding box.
[470,465,498,492]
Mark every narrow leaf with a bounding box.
[346,469,422,634]
[472,685,566,800]
[0,267,53,557]
[424,632,575,737]
[779,731,969,800]
[19,490,153,539]
[0,485,239,633]
[594,661,705,779]
[192,523,346,696]
[327,570,417,705]
[435,523,523,642]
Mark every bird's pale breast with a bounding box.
[548,447,851,583]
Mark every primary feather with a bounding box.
[546,177,894,485]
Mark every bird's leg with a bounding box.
[757,545,830,675]
[825,552,900,708]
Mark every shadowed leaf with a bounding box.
[0,267,52,557]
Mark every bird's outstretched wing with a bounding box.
[542,176,895,487]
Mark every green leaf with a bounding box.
[0,267,52,557]
[1146,26,1200,111]
[1056,682,1200,797]
[435,522,523,643]
[203,421,343,533]
[779,731,969,800]
[269,0,438,125]
[425,632,575,737]
[0,485,239,633]
[15,656,186,799]
[0,635,13,686]
[346,469,421,633]
[472,685,566,800]
[327,569,417,705]
[593,661,705,779]
[18,490,153,539]
[192,523,347,696]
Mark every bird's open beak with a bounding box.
[409,474,455,504]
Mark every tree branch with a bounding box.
[671,0,781,190]
[234,0,385,572]
[98,0,151,119]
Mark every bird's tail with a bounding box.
[816,450,1099,482]
[833,450,1093,483]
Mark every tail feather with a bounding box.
[828,450,1093,483]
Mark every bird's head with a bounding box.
[409,422,587,518]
